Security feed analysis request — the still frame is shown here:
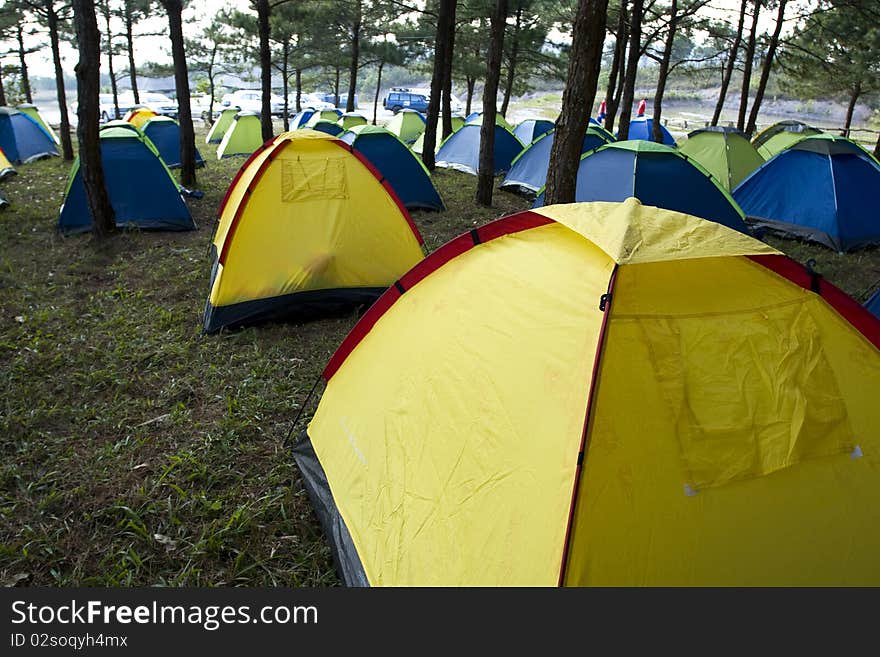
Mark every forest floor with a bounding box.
[1,123,879,586]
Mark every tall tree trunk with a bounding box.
[736,0,761,132]
[255,0,273,141]
[843,80,861,134]
[421,0,456,170]
[73,0,115,238]
[295,67,301,112]
[711,0,746,126]
[373,60,383,125]
[16,25,32,104]
[0,67,6,106]
[47,2,74,160]
[545,0,608,204]
[745,0,787,136]
[207,56,215,125]
[651,0,677,143]
[124,3,139,104]
[282,40,290,131]
[616,0,643,140]
[333,66,340,107]
[475,0,508,207]
[441,1,457,139]
[346,1,361,113]
[874,132,880,160]
[604,0,628,133]
[500,4,522,117]
[102,1,119,118]
[465,76,475,116]
[162,0,196,185]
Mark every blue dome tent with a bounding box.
[533,140,749,234]
[142,116,205,169]
[0,107,58,163]
[618,115,675,146]
[733,134,880,252]
[340,125,445,211]
[58,126,195,234]
[435,116,523,176]
[513,119,554,145]
[500,126,615,195]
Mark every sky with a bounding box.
[15,0,812,80]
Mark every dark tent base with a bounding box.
[745,216,879,253]
[203,286,387,333]
[292,429,369,587]
[59,217,198,236]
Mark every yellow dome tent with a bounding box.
[122,106,158,128]
[0,147,16,179]
[295,198,880,586]
[204,129,425,332]
[216,111,264,159]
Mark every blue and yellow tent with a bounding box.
[501,125,614,195]
[340,125,444,211]
[204,130,424,332]
[58,125,195,234]
[435,115,523,176]
[534,140,749,234]
[294,198,880,586]
[733,134,880,251]
[0,107,58,163]
[142,116,205,169]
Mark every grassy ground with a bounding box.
[1,127,878,587]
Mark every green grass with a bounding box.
[1,127,878,587]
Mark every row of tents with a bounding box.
[193,130,880,583]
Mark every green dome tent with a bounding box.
[206,107,239,144]
[752,120,822,160]
[679,126,764,190]
[217,111,264,158]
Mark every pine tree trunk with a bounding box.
[422,0,456,170]
[604,0,628,134]
[17,25,32,104]
[737,0,761,132]
[295,67,301,112]
[103,2,119,118]
[346,2,361,113]
[745,0,786,136]
[162,0,196,185]
[373,61,383,125]
[125,4,139,104]
[874,132,880,159]
[652,0,677,143]
[475,0,508,207]
[500,5,522,117]
[73,0,116,238]
[255,0,273,142]
[334,67,340,107]
[843,80,861,134]
[712,0,746,126]
[282,40,290,131]
[48,3,74,160]
[544,0,609,204]
[616,0,643,140]
[441,1,457,139]
[465,76,475,116]
[0,67,6,106]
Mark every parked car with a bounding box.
[383,88,429,113]
[219,89,286,116]
[98,91,178,122]
[297,92,336,111]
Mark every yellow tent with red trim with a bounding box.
[294,198,880,586]
[204,129,425,332]
[123,107,159,129]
